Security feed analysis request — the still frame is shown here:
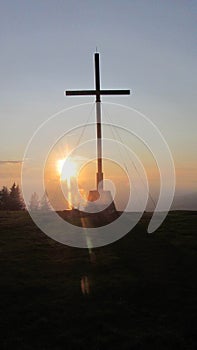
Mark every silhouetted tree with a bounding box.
[29,192,40,211]
[40,192,51,212]
[9,183,25,210]
[0,186,9,210]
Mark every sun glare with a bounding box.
[57,157,77,182]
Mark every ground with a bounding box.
[0,211,197,349]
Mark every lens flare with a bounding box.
[57,157,77,183]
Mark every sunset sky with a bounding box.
[0,1,196,209]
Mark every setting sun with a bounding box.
[57,157,77,183]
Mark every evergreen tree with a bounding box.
[9,183,25,210]
[40,192,51,212]
[0,186,9,210]
[29,192,40,211]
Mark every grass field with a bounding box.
[0,210,197,349]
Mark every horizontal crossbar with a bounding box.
[65,89,130,96]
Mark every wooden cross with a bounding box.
[65,53,130,190]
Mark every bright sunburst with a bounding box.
[57,157,77,183]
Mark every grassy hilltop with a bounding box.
[0,211,197,350]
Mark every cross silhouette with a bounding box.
[65,53,130,190]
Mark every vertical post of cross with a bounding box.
[94,53,103,190]
[65,52,130,196]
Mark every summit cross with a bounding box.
[65,53,130,190]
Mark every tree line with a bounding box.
[0,183,25,210]
[0,184,51,211]
[28,192,51,211]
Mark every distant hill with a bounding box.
[172,192,197,210]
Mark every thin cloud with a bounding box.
[0,160,23,164]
